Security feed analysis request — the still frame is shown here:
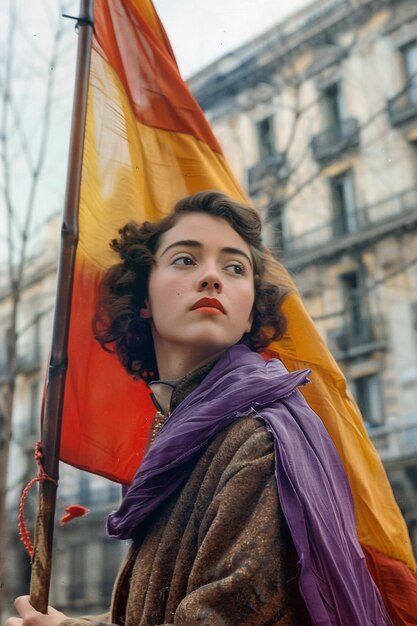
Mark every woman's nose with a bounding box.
[198,268,222,292]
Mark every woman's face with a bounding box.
[142,213,255,372]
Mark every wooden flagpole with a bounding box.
[29,0,94,613]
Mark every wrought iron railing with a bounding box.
[310,117,360,163]
[284,186,417,256]
[388,84,417,127]
[247,151,288,193]
[327,313,387,356]
[369,419,417,462]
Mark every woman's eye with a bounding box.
[172,255,195,266]
[225,263,245,275]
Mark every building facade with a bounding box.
[189,0,417,551]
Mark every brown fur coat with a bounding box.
[61,416,310,626]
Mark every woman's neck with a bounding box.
[154,347,226,380]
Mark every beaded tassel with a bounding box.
[150,411,169,443]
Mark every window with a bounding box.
[29,378,40,436]
[411,141,417,171]
[411,302,417,347]
[401,41,417,105]
[339,270,364,338]
[256,116,275,160]
[0,323,9,375]
[330,171,357,235]
[78,472,91,502]
[101,540,122,600]
[322,82,344,128]
[411,302,417,332]
[353,374,384,426]
[69,543,86,601]
[265,202,286,254]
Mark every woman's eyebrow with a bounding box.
[222,246,253,267]
[159,240,253,266]
[160,240,201,257]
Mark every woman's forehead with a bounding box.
[157,213,252,254]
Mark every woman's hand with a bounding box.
[5,596,67,626]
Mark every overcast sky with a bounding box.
[154,0,311,77]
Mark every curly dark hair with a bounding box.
[93,191,289,380]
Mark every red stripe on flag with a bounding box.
[363,544,417,626]
[93,0,222,151]
[61,261,154,483]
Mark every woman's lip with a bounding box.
[190,298,226,313]
[191,306,224,316]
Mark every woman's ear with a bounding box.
[139,300,152,319]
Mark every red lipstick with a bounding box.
[190,297,226,314]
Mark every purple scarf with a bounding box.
[107,345,391,626]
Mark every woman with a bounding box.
[7,191,391,626]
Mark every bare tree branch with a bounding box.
[1,1,18,284]
[16,2,66,291]
[0,0,70,615]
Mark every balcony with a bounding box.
[247,152,288,195]
[388,86,417,128]
[370,419,417,465]
[283,186,417,268]
[328,314,388,359]
[369,420,417,529]
[311,117,360,164]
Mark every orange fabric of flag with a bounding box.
[59,1,417,622]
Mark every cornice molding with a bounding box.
[190,0,398,112]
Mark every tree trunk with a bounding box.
[0,304,18,618]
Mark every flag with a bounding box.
[60,1,417,621]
